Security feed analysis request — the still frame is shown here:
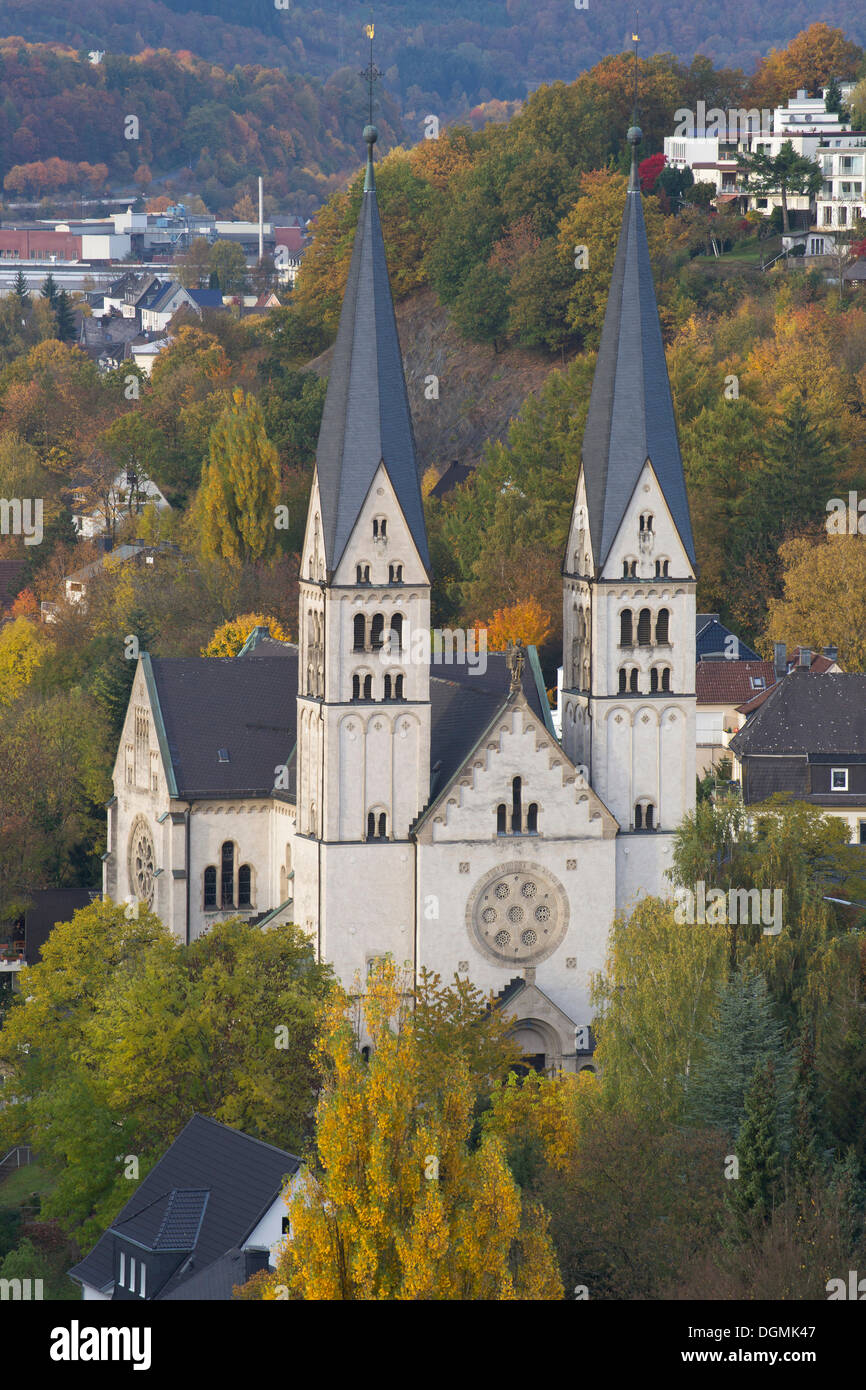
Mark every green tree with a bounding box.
[736,141,823,234]
[728,1059,784,1232]
[451,261,509,350]
[54,289,76,344]
[11,267,30,304]
[39,272,59,309]
[209,239,248,294]
[686,970,795,1143]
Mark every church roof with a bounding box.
[580,131,696,573]
[314,131,429,578]
[145,650,298,799]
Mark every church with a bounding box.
[103,122,697,1073]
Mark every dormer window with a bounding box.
[831,768,848,791]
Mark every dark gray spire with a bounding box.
[314,124,429,577]
[579,125,697,573]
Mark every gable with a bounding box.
[599,460,696,582]
[416,695,618,843]
[331,462,429,588]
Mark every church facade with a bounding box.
[103,124,697,1072]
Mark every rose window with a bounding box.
[466,862,569,965]
[127,816,156,907]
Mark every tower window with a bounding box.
[645,804,655,830]
[353,614,366,650]
[661,667,671,691]
[363,674,372,700]
[527,803,538,833]
[634,804,643,830]
[238,864,252,908]
[220,841,234,908]
[395,674,404,699]
[620,610,633,645]
[367,811,387,839]
[378,812,387,838]
[352,674,360,701]
[619,668,627,693]
[629,668,638,693]
[637,608,652,645]
[388,563,403,583]
[654,559,669,577]
[372,517,387,539]
[390,613,404,650]
[367,811,375,839]
[656,609,670,644]
[639,513,654,532]
[650,668,659,693]
[203,866,217,909]
[511,776,522,834]
[496,803,507,834]
[370,614,384,649]
[356,564,371,584]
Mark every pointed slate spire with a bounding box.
[314,124,429,577]
[580,125,697,572]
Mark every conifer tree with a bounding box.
[686,970,794,1143]
[40,271,59,308]
[54,289,76,344]
[198,387,280,568]
[728,1059,783,1233]
[11,267,29,304]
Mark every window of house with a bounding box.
[859,820,866,845]
[129,1257,136,1291]
[831,768,848,791]
[750,676,765,689]
[650,668,659,692]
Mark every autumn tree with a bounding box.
[766,534,866,672]
[176,237,212,290]
[257,962,560,1300]
[209,239,248,295]
[481,598,552,651]
[197,387,280,568]
[749,24,863,108]
[202,612,290,657]
[0,615,51,706]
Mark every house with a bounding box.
[729,656,866,845]
[68,1116,299,1301]
[0,558,26,614]
[429,460,472,500]
[62,541,176,609]
[696,659,777,776]
[72,472,171,542]
[0,889,99,986]
[104,122,699,1074]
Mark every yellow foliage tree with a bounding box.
[765,534,866,672]
[257,963,562,1300]
[481,598,552,651]
[0,615,51,705]
[749,23,862,107]
[202,612,291,657]
[197,387,280,569]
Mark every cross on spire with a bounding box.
[360,17,380,127]
[631,10,639,128]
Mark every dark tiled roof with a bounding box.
[428,651,549,802]
[696,660,776,705]
[314,144,429,577]
[68,1116,298,1301]
[731,671,866,757]
[189,289,224,308]
[149,651,298,797]
[430,460,472,499]
[742,756,808,803]
[695,615,759,662]
[0,558,26,610]
[24,888,99,963]
[581,146,696,572]
[163,1246,270,1300]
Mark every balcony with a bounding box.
[0,930,25,971]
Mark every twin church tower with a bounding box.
[108,122,696,1072]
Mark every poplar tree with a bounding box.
[198,387,280,568]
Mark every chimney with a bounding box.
[823,645,838,663]
[773,642,786,677]
[798,647,812,669]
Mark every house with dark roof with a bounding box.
[68,1116,298,1301]
[730,661,866,845]
[105,119,699,1076]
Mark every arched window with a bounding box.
[634,804,643,830]
[620,610,633,645]
[370,614,384,649]
[650,668,659,692]
[367,811,375,839]
[645,804,655,830]
[353,614,366,650]
[497,803,506,834]
[352,674,360,701]
[395,674,405,699]
[662,667,671,691]
[527,803,538,833]
[373,517,387,539]
[363,674,372,700]
[639,512,654,532]
[356,563,371,584]
[511,776,522,834]
[220,841,234,908]
[637,608,652,645]
[629,560,637,577]
[622,560,629,578]
[204,866,217,909]
[656,609,670,644]
[655,559,670,577]
[619,668,627,693]
[388,563,403,583]
[378,812,387,838]
[629,668,638,693]
[384,674,392,700]
[238,864,252,908]
[390,613,403,650]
